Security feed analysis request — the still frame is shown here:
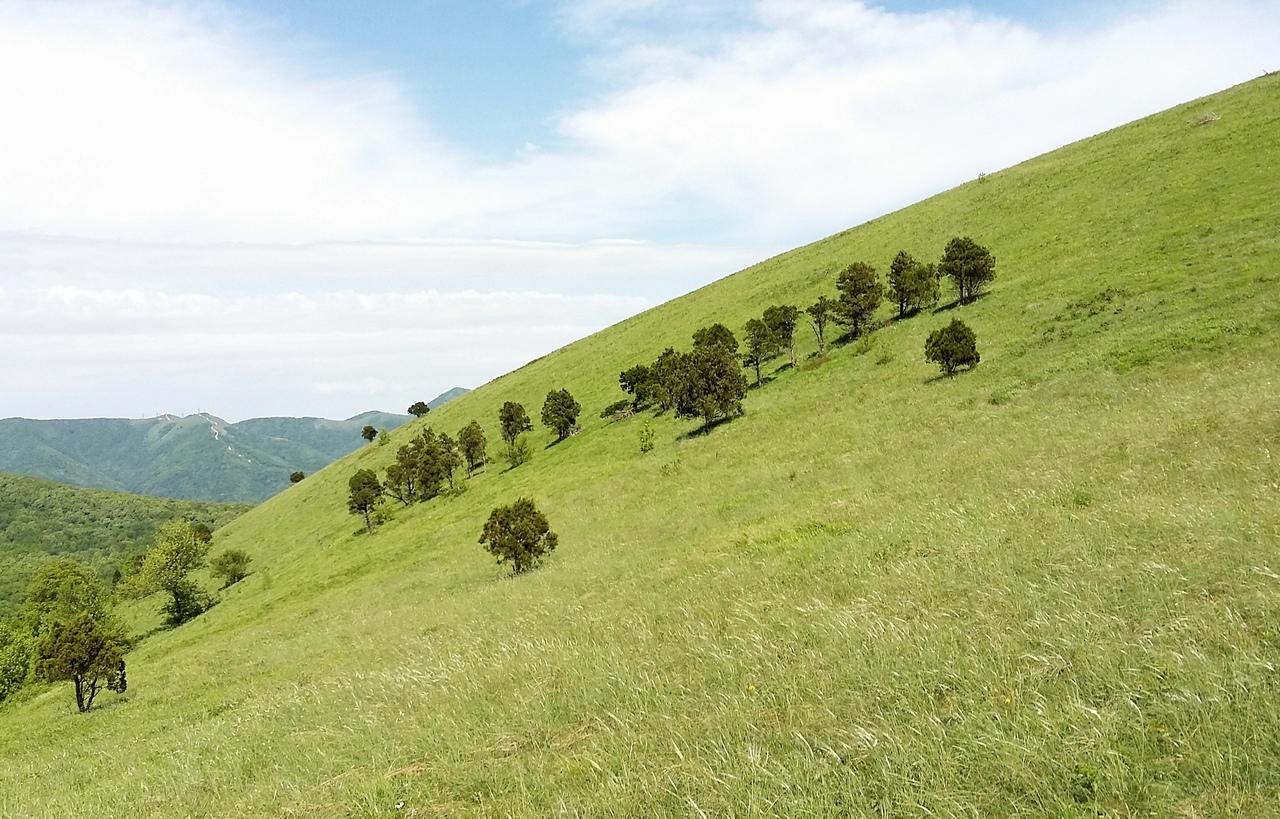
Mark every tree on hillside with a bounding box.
[34,612,127,713]
[119,520,213,627]
[347,469,384,534]
[479,498,558,575]
[407,401,431,418]
[676,343,748,432]
[192,522,214,545]
[833,261,884,338]
[290,471,305,484]
[458,420,488,477]
[360,425,378,443]
[438,432,462,489]
[888,251,940,318]
[23,558,110,632]
[541,389,582,442]
[741,318,780,387]
[649,348,687,412]
[925,319,981,375]
[806,296,837,356]
[939,236,995,304]
[693,323,739,355]
[209,549,252,588]
[763,304,801,368]
[619,364,654,408]
[498,402,533,463]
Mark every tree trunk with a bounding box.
[754,361,762,386]
[362,508,373,533]
[74,676,86,712]
[789,339,797,368]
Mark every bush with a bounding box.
[210,549,252,588]
[479,498,558,575]
[939,237,995,303]
[541,388,582,442]
[925,319,981,375]
[600,399,633,420]
[289,471,305,484]
[347,469,384,533]
[34,613,127,713]
[638,422,656,453]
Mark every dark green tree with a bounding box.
[347,469,384,534]
[438,432,463,489]
[360,425,378,443]
[888,250,940,318]
[34,612,127,713]
[675,343,748,432]
[834,261,884,338]
[762,304,801,368]
[209,549,252,588]
[407,401,431,418]
[384,444,420,506]
[498,402,533,462]
[540,389,582,442]
[740,318,780,386]
[458,420,488,477]
[693,323,739,355]
[806,296,837,356]
[925,319,981,375]
[479,498,559,575]
[23,558,110,631]
[939,236,996,303]
[619,364,654,408]
[119,520,213,627]
[649,348,687,412]
[289,471,305,484]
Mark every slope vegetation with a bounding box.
[2,76,1278,817]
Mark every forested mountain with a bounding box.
[0,473,246,617]
[0,389,466,503]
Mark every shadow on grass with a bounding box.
[933,292,989,313]
[923,365,978,385]
[678,415,740,440]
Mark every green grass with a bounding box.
[2,75,1280,817]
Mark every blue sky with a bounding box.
[0,0,1277,420]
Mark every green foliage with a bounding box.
[638,422,656,454]
[692,322,738,354]
[377,428,391,447]
[806,295,837,355]
[834,261,884,338]
[600,399,634,420]
[740,317,781,386]
[498,402,534,460]
[119,520,214,627]
[346,470,384,534]
[649,348,684,412]
[407,401,431,418]
[478,498,558,575]
[762,304,801,367]
[619,364,654,408]
[674,343,748,431]
[939,236,996,303]
[888,250,941,317]
[925,318,981,375]
[505,435,534,468]
[0,623,34,703]
[22,559,110,632]
[289,471,305,484]
[458,421,488,477]
[360,425,378,443]
[210,549,252,588]
[34,613,127,713]
[540,389,582,442]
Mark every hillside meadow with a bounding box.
[1,75,1278,817]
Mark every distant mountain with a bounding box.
[426,387,470,408]
[0,472,247,618]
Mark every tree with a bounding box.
[192,522,213,545]
[438,432,463,489]
[740,318,780,386]
[675,343,748,432]
[693,323,738,355]
[649,348,687,412]
[479,498,558,575]
[458,420,488,477]
[119,520,213,627]
[925,319,981,375]
[939,236,996,304]
[619,364,654,408]
[209,549,252,588]
[360,425,378,443]
[806,296,837,356]
[289,471,305,484]
[762,304,801,368]
[23,558,110,631]
[888,251,940,318]
[407,401,431,418]
[541,389,582,442]
[347,469,384,534]
[498,402,533,462]
[834,261,884,338]
[34,612,126,713]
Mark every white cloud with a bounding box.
[0,0,1277,420]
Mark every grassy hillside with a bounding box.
[0,474,248,618]
[2,75,1278,817]
[0,410,411,503]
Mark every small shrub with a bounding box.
[479,498,558,575]
[925,319,980,375]
[639,422,656,453]
[506,435,533,468]
[600,399,633,420]
[209,549,252,588]
[289,471,305,484]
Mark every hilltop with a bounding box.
[1,76,1277,816]
[0,389,466,503]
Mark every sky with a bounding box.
[1,0,1277,421]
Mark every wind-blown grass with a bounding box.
[1,75,1278,817]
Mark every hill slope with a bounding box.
[0,474,248,618]
[1,77,1278,816]
[0,410,412,503]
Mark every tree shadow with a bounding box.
[678,415,737,440]
[932,292,989,314]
